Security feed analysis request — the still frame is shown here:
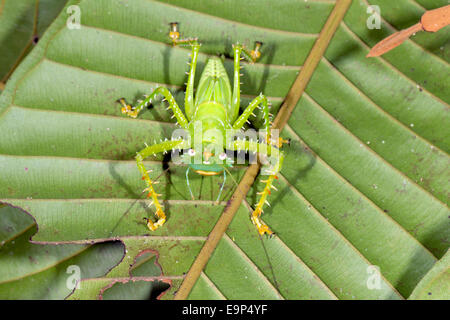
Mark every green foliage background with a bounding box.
[0,0,448,300]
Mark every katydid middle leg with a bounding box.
[118,86,188,128]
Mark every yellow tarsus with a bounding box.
[119,99,138,118]
[169,22,198,46]
[251,207,273,236]
[250,41,263,62]
[250,150,284,236]
[169,22,180,44]
[142,175,166,231]
[265,136,290,148]
[169,32,180,45]
[277,138,290,148]
[251,173,279,236]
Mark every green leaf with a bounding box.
[409,249,450,300]
[0,204,124,299]
[0,0,69,86]
[0,0,448,300]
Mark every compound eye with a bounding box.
[219,153,227,160]
[188,149,195,156]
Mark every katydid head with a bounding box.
[183,144,231,176]
[184,115,231,175]
[183,143,230,202]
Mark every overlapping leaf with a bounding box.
[0,204,124,299]
[409,249,449,299]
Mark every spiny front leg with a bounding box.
[168,22,201,118]
[136,139,187,231]
[252,154,284,236]
[168,22,201,117]
[117,87,188,128]
[243,41,263,63]
[232,140,284,236]
[169,22,199,46]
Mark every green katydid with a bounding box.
[117,23,286,236]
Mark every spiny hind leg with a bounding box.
[136,139,187,231]
[232,140,284,236]
[251,159,282,236]
[169,22,199,46]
